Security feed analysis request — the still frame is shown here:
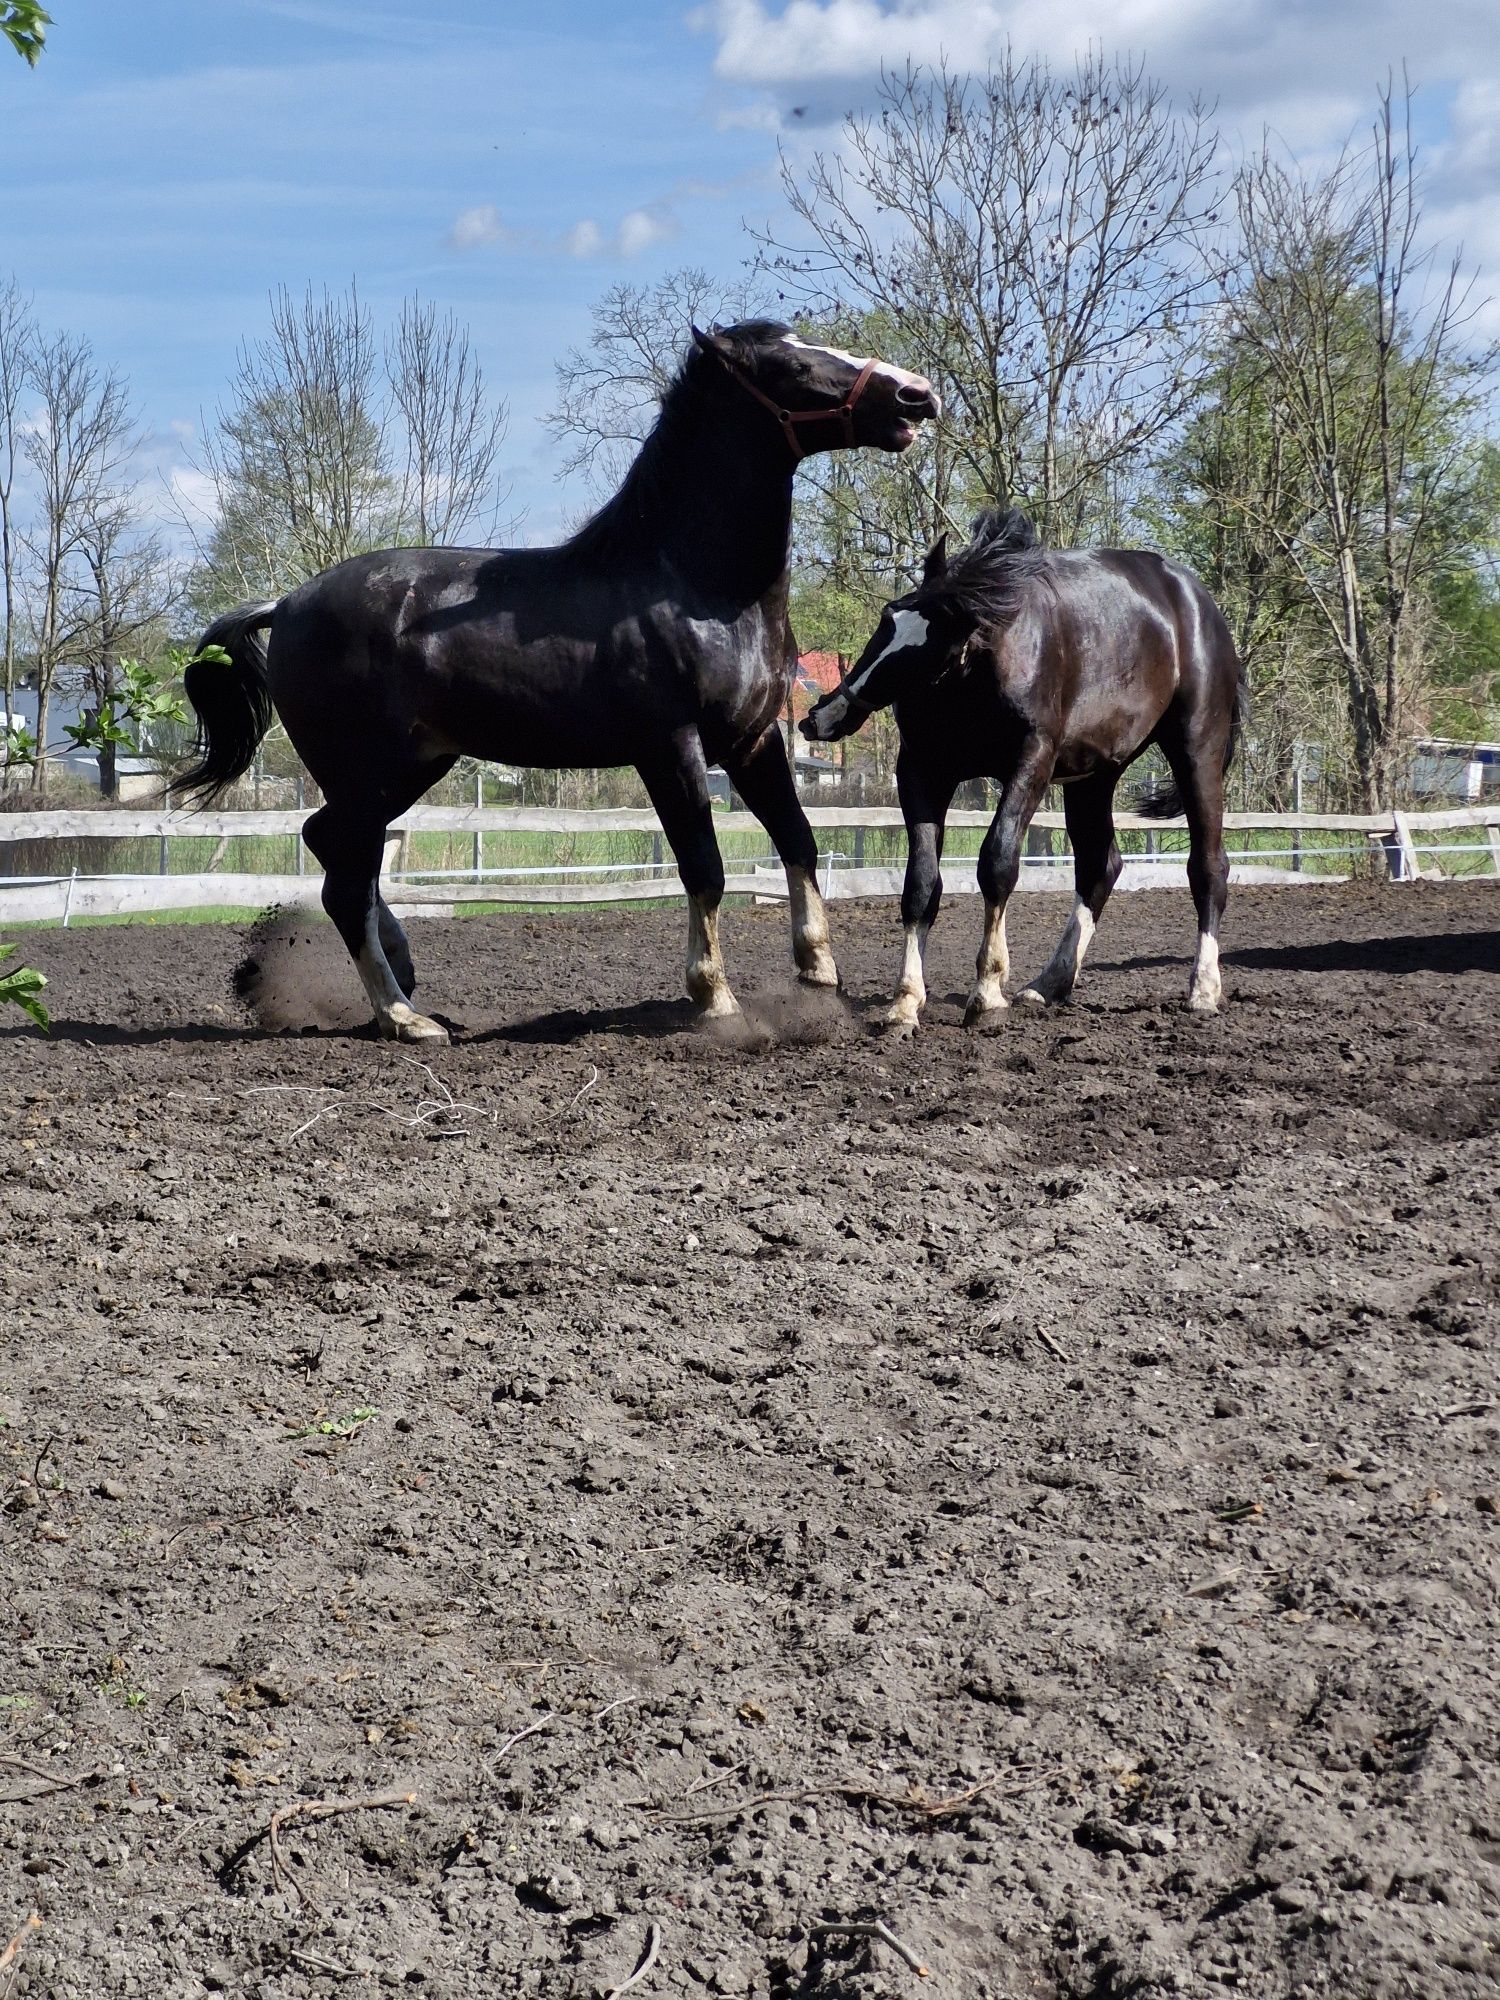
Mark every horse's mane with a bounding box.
[929,506,1050,631]
[564,321,791,564]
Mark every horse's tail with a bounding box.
[1135,617,1249,821]
[171,601,279,805]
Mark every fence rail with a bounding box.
[2,802,1497,925]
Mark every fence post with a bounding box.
[295,771,305,876]
[651,831,663,872]
[473,766,483,880]
[854,826,864,867]
[1291,762,1303,873]
[1488,822,1500,879]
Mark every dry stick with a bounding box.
[570,1064,599,1111]
[494,1712,556,1767]
[0,1915,41,1980]
[1035,1324,1071,1363]
[0,1764,106,1806]
[658,1770,1045,1828]
[603,1922,662,2000]
[811,1918,930,1980]
[265,1791,416,1911]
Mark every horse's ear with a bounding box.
[921,533,949,587]
[692,323,727,357]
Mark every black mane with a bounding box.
[565,322,793,565]
[928,506,1049,631]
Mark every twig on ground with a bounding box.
[684,1762,746,1798]
[810,1918,930,1979]
[31,1434,56,1496]
[656,1769,1047,1828]
[288,1947,357,1980]
[1437,1399,1496,1421]
[494,1712,556,1767]
[570,1064,600,1111]
[0,1914,41,1982]
[1035,1324,1071,1363]
[603,1922,661,2000]
[594,1696,637,1720]
[240,1061,498,1146]
[258,1790,415,1911]
[0,1761,106,1806]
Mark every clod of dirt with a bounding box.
[233,907,368,1033]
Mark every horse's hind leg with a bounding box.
[639,729,739,1019]
[303,799,449,1042]
[1016,770,1123,1005]
[964,740,1055,1026]
[1159,734,1228,1013]
[723,728,838,989]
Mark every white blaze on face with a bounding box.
[809,607,930,739]
[781,333,938,408]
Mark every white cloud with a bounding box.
[692,1,1500,154]
[447,204,513,251]
[566,219,606,258]
[618,209,675,256]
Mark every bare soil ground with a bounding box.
[1,882,1498,2000]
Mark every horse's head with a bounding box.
[801,537,978,743]
[693,321,940,460]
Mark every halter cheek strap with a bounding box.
[711,350,881,462]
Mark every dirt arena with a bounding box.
[2,882,1497,2000]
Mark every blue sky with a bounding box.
[3,1,1495,548]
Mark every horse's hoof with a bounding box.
[1185,991,1222,1016]
[694,990,742,1022]
[880,1007,919,1039]
[382,1009,449,1045]
[963,1001,1007,1029]
[1013,985,1050,1008]
[796,957,841,990]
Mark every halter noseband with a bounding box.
[708,346,881,462]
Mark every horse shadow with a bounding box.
[1104,930,1500,979]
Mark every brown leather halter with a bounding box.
[709,346,881,462]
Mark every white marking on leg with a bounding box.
[1187,931,1222,1013]
[964,901,1010,1023]
[883,921,929,1031]
[787,864,838,987]
[1017,895,1097,1005]
[686,894,740,1018]
[356,939,448,1043]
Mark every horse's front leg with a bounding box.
[885,752,953,1035]
[724,728,838,989]
[964,741,1055,1027]
[639,731,740,1019]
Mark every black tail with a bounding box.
[1134,654,1249,820]
[171,601,279,805]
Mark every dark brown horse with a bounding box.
[801,509,1246,1026]
[174,322,938,1041]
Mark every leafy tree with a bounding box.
[2,3,50,66]
[0,942,47,1030]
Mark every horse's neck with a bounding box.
[655,415,794,605]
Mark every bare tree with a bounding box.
[546,268,760,496]
[189,284,392,605]
[1230,80,1494,809]
[758,52,1223,548]
[0,277,33,732]
[386,295,509,545]
[21,331,136,791]
[67,500,177,795]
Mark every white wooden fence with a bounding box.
[1,802,1497,925]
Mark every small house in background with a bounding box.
[1410,739,1500,802]
[792,651,845,787]
[3,678,163,800]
